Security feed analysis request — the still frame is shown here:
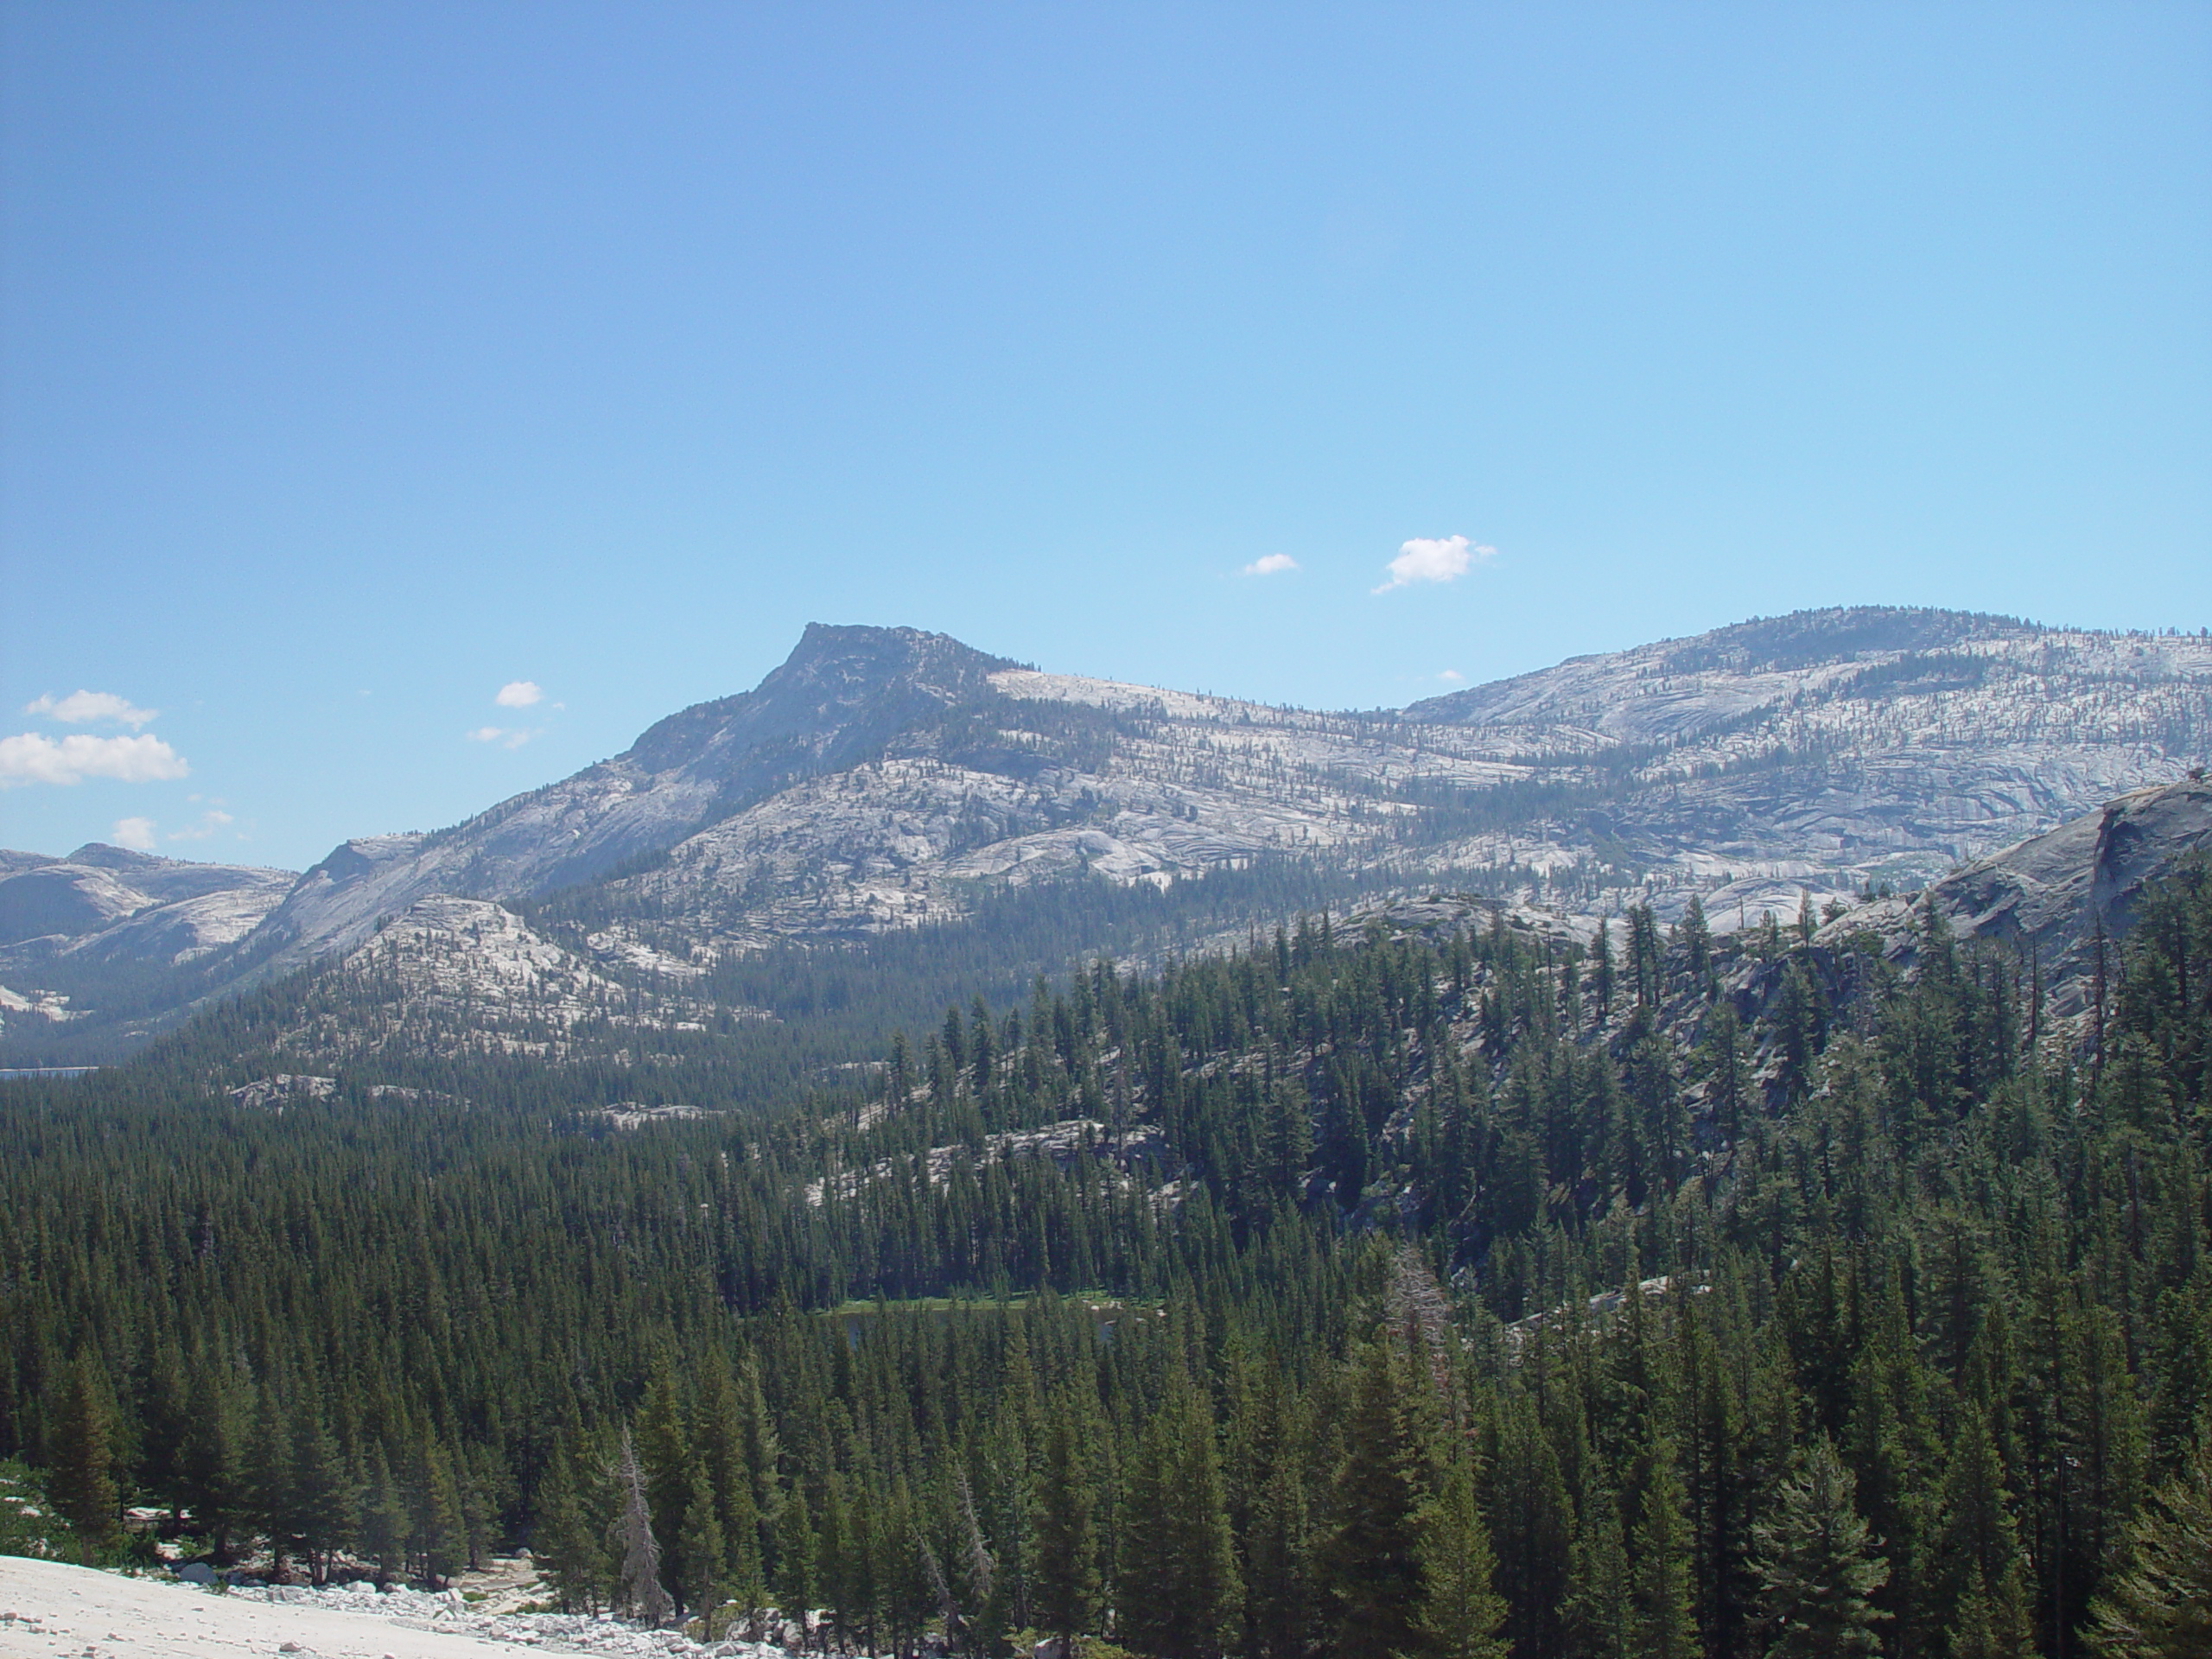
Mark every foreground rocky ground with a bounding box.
[0,1559,795,1659]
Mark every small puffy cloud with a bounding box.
[1372,534,1496,594]
[26,690,158,728]
[1240,553,1300,577]
[1437,669,1465,683]
[467,726,536,749]
[494,680,543,709]
[111,817,158,852]
[0,732,190,787]
[168,809,235,842]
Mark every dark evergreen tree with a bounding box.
[46,1359,118,1563]
[1751,1437,1891,1659]
[357,1443,409,1588]
[532,1436,604,1614]
[1035,1395,1100,1649]
[1319,1340,1430,1659]
[672,1455,727,1621]
[1563,1484,1633,1659]
[1416,1443,1508,1659]
[2085,1438,2212,1659]
[1117,1379,1239,1659]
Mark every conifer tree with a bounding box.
[1677,894,1713,987]
[2085,1437,2212,1659]
[458,1446,499,1573]
[1948,1562,2029,1659]
[695,1363,766,1616]
[636,1365,693,1573]
[780,1478,819,1647]
[1589,920,1615,1023]
[1485,1391,1573,1659]
[1930,1405,2033,1657]
[609,1429,673,1628]
[1243,1443,1317,1659]
[1564,1484,1633,1659]
[47,1358,118,1563]
[721,1457,766,1626]
[1036,1396,1100,1649]
[955,1469,998,1656]
[532,1437,603,1614]
[1416,1445,1508,1659]
[179,1362,246,1564]
[818,1467,862,1647]
[1750,1436,1891,1658]
[405,1434,467,1589]
[1319,1341,1429,1659]
[245,1383,291,1573]
[358,1442,410,1588]
[734,1356,784,1586]
[1630,1435,1698,1659]
[673,1455,727,1621]
[1117,1379,1240,1659]
[282,1404,355,1583]
[1697,1002,1751,1142]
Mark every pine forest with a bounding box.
[3,855,2209,1659]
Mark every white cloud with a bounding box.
[495,680,543,709]
[1372,534,1496,594]
[111,817,158,852]
[168,809,235,842]
[467,727,505,743]
[26,690,158,728]
[467,726,536,749]
[0,732,190,787]
[1240,553,1300,577]
[1438,669,1465,683]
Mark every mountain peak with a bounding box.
[620,623,1014,777]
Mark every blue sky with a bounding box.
[3,3,2207,871]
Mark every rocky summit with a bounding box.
[3,605,2208,1062]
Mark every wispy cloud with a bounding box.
[168,809,235,842]
[26,690,158,728]
[1437,669,1465,683]
[1372,535,1496,594]
[1240,553,1300,577]
[495,680,544,709]
[467,726,536,750]
[111,817,158,852]
[0,733,189,787]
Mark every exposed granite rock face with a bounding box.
[0,846,293,965]
[595,611,2209,953]
[237,625,1020,969]
[5,608,2209,1059]
[1847,776,2212,1014]
[269,894,735,1066]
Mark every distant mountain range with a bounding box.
[4,605,2208,1063]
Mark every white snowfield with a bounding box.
[0,1559,791,1659]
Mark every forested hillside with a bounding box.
[1,850,2208,1656]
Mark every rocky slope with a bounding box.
[3,607,2207,1061]
[238,624,1020,971]
[1847,772,2212,1015]
[270,893,728,1065]
[0,847,295,1037]
[588,608,2210,957]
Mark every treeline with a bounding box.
[2,858,2209,1655]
